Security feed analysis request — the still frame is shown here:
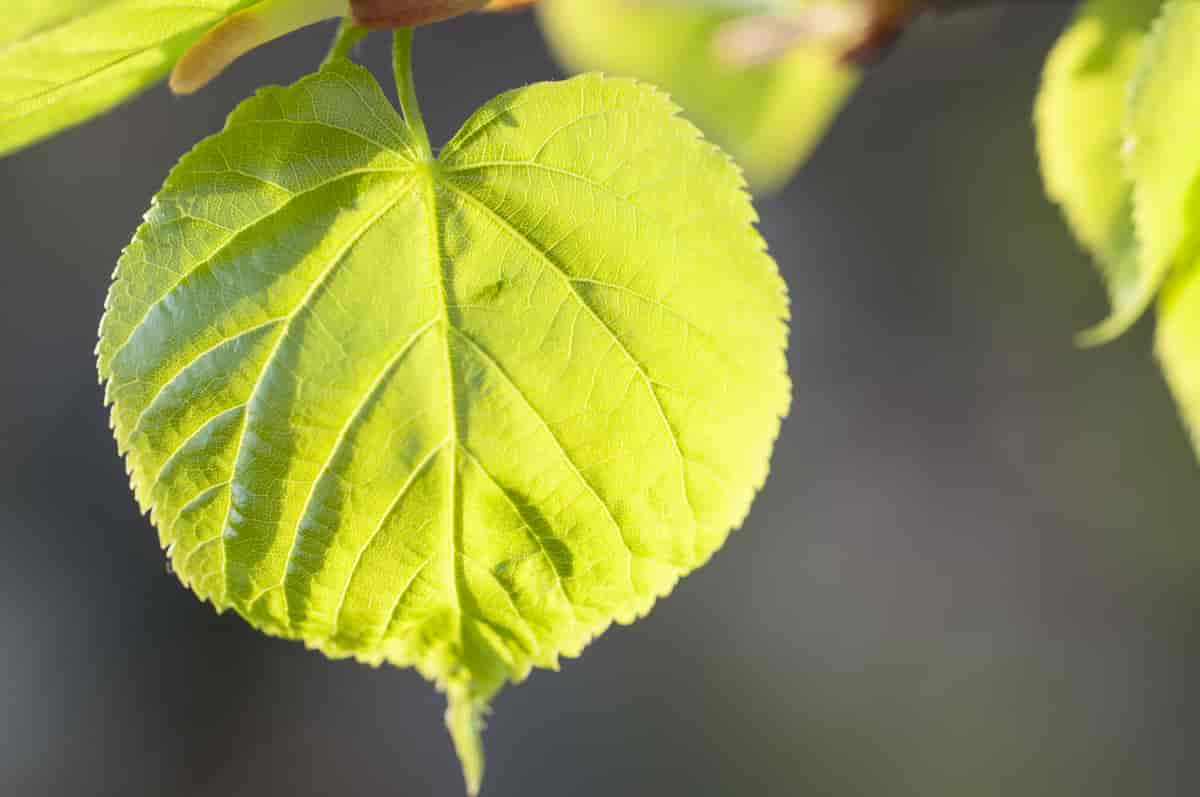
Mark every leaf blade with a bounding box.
[100,62,789,782]
[0,0,253,156]
[1121,0,1200,338]
[1157,261,1200,454]
[1035,0,1163,343]
[537,0,857,193]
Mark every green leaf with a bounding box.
[1157,262,1200,453]
[2,0,98,46]
[1142,0,1200,460]
[1035,0,1162,343]
[1123,0,1200,338]
[98,59,789,788]
[0,0,253,156]
[538,0,858,193]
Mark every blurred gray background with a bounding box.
[3,6,1198,796]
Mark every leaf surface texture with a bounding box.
[0,0,252,155]
[98,62,791,707]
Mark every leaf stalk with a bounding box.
[393,28,434,160]
[322,18,369,67]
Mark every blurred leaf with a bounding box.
[1128,0,1200,458]
[1123,0,1200,339]
[0,0,255,156]
[538,0,858,192]
[1,0,97,46]
[1035,0,1162,343]
[1157,262,1200,453]
[98,60,788,790]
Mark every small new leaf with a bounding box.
[98,60,789,790]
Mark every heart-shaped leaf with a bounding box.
[99,57,789,790]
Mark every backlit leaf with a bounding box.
[98,59,789,789]
[1123,0,1200,338]
[0,0,254,156]
[538,0,858,192]
[1156,262,1200,453]
[2,0,98,46]
[1121,0,1200,456]
[349,0,539,26]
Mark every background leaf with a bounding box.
[0,0,254,157]
[1123,0,1200,457]
[1035,0,1162,342]
[1122,0,1200,338]
[538,0,858,192]
[98,59,788,776]
[1156,263,1200,452]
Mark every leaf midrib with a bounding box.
[421,165,468,654]
[195,154,698,637]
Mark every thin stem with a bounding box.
[321,18,368,67]
[393,28,433,161]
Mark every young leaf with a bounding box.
[1123,0,1200,337]
[538,0,858,193]
[0,0,253,156]
[98,58,789,790]
[1035,0,1162,343]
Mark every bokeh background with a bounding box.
[3,6,1198,796]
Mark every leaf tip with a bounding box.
[1075,264,1162,347]
[445,685,487,795]
[1075,307,1138,348]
